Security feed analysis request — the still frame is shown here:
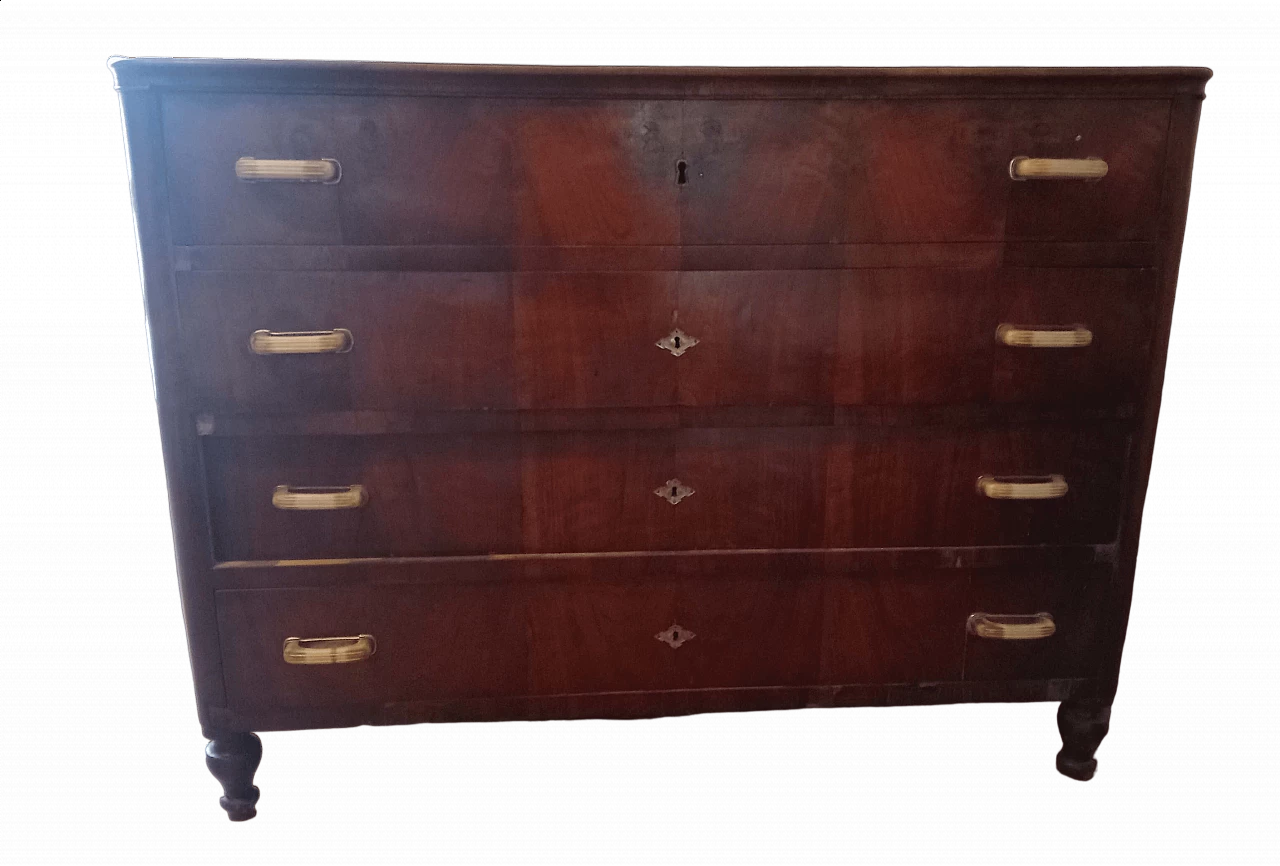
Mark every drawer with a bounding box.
[163,93,681,246]
[179,271,519,412]
[179,268,1153,413]
[217,581,533,709]
[203,424,1127,561]
[963,568,1108,681]
[215,576,826,709]
[163,95,1167,246]
[684,99,1169,243]
[214,567,1103,711]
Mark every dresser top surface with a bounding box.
[109,57,1212,99]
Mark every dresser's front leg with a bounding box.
[1055,700,1111,781]
[205,732,263,820]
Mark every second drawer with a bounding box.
[178,267,1155,413]
[204,424,1128,561]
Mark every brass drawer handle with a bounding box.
[236,157,341,183]
[1009,157,1108,181]
[272,484,367,511]
[282,635,376,664]
[968,613,1056,640]
[250,328,353,355]
[996,324,1092,348]
[977,474,1068,500]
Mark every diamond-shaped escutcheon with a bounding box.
[656,328,699,357]
[654,478,695,505]
[655,624,696,649]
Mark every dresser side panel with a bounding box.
[118,88,227,721]
[1096,94,1206,703]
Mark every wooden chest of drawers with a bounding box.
[113,58,1209,820]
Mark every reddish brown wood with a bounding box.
[821,571,969,684]
[175,240,1159,273]
[677,271,841,406]
[1005,100,1170,241]
[214,566,1102,715]
[513,272,678,408]
[964,567,1109,681]
[181,266,1152,415]
[203,433,523,561]
[179,270,518,412]
[217,583,530,709]
[113,60,1208,814]
[163,94,680,246]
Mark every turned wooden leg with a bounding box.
[1056,701,1111,781]
[205,732,263,821]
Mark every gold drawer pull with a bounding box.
[1009,157,1108,181]
[968,613,1056,640]
[977,474,1068,500]
[996,324,1092,348]
[250,328,353,355]
[272,484,367,511]
[283,635,376,664]
[236,157,341,183]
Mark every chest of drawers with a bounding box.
[112,59,1209,820]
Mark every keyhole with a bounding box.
[672,335,681,349]
[676,159,688,185]
[671,485,679,498]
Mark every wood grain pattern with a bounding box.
[203,433,521,561]
[181,267,1153,414]
[203,424,1127,560]
[214,566,1102,713]
[162,91,1172,247]
[217,582,531,709]
[513,272,678,408]
[1006,100,1170,241]
[113,61,1208,805]
[964,568,1108,681]
[179,270,517,412]
[163,94,680,246]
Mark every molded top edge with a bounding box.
[109,57,1213,98]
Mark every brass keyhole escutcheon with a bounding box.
[656,328,699,357]
[655,478,694,505]
[656,624,695,649]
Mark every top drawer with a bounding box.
[161,95,1169,246]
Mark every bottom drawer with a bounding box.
[215,568,1107,712]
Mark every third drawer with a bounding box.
[204,423,1129,561]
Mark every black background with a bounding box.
[117,60,1218,823]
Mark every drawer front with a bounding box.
[180,268,1153,413]
[179,271,519,412]
[684,99,1169,243]
[203,425,1127,561]
[217,581,533,709]
[163,93,681,246]
[963,569,1108,681]
[164,95,1166,246]
[216,577,826,709]
[215,567,1103,711]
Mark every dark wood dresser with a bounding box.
[112,58,1209,820]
